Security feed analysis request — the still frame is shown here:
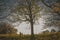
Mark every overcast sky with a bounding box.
[0,0,59,34]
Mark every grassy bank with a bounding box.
[0,32,60,40]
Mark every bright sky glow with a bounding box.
[16,18,45,34]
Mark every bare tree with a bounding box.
[51,29,56,32]
[10,0,41,40]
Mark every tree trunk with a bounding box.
[29,8,35,40]
[30,19,35,40]
[28,0,35,40]
[29,4,35,40]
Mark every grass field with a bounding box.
[0,32,60,40]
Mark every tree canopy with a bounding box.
[40,0,60,30]
[41,0,60,13]
[10,0,41,40]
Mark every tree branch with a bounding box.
[41,0,51,8]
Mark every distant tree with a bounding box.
[58,30,60,32]
[42,30,49,33]
[19,32,23,39]
[51,29,56,32]
[19,32,23,35]
[0,22,17,34]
